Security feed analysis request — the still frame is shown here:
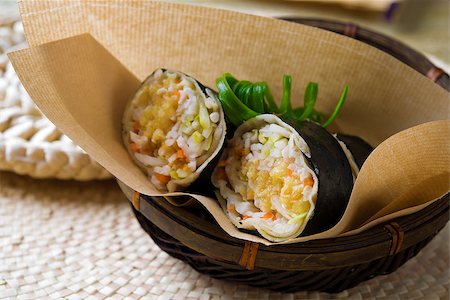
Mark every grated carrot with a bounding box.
[287,169,293,177]
[303,177,314,187]
[242,215,251,220]
[174,90,181,98]
[155,173,171,184]
[177,149,186,160]
[227,204,237,214]
[130,142,139,153]
[262,212,276,220]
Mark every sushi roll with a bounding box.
[123,69,226,192]
[212,114,358,242]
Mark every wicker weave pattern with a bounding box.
[0,20,111,180]
[134,207,444,293]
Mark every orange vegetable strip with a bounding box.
[130,142,139,153]
[303,177,314,187]
[287,169,293,177]
[177,149,186,160]
[262,212,275,220]
[155,173,171,184]
[227,204,237,214]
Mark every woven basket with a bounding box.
[0,18,112,181]
[121,19,450,293]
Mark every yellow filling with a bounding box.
[138,78,181,148]
[130,71,221,185]
[134,75,188,173]
[237,141,312,215]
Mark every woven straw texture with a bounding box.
[0,19,111,181]
[0,171,448,299]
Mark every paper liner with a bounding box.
[8,1,449,245]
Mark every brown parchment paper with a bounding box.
[8,1,450,245]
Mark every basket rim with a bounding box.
[131,187,448,270]
[122,18,450,270]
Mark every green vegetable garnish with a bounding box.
[249,83,265,113]
[298,82,318,121]
[279,75,292,115]
[321,85,349,128]
[216,73,259,127]
[216,72,349,128]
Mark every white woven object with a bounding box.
[0,20,111,181]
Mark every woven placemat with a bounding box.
[0,19,111,181]
[0,171,448,299]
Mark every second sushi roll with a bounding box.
[212,114,371,242]
[122,69,226,192]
